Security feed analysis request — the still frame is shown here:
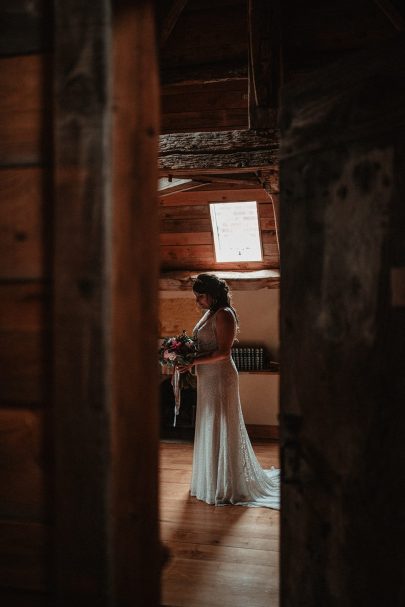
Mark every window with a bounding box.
[209,201,263,262]
[158,177,193,192]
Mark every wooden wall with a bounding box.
[161,80,248,133]
[0,2,52,604]
[160,185,279,271]
[159,0,248,133]
[160,0,247,71]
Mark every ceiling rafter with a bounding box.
[248,0,282,130]
[373,0,405,31]
[159,179,205,198]
[186,174,263,188]
[160,0,189,48]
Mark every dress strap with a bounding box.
[193,310,211,337]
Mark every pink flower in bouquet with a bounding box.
[159,330,197,368]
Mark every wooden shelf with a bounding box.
[239,370,279,375]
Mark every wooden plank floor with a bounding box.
[160,440,280,607]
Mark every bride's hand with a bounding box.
[177,363,193,374]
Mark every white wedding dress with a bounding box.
[190,308,280,509]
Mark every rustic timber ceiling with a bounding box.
[157,0,403,134]
[156,0,404,280]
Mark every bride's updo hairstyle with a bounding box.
[192,273,239,326]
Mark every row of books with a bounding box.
[231,347,268,371]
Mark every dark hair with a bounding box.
[192,273,239,327]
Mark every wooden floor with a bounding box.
[159,440,280,607]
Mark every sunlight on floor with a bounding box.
[160,442,279,607]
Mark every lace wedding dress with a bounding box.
[190,308,280,509]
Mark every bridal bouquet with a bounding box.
[159,330,197,426]
[159,330,197,369]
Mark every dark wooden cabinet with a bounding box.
[160,376,197,440]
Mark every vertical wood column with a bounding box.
[53,1,112,604]
[261,170,280,260]
[112,1,160,605]
[54,0,160,605]
[279,37,405,607]
[248,0,282,130]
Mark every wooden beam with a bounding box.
[260,169,280,259]
[160,0,189,48]
[257,168,279,193]
[373,0,405,31]
[160,129,278,155]
[159,173,278,191]
[264,187,280,261]
[160,154,276,173]
[159,129,279,172]
[159,181,206,198]
[248,0,282,130]
[112,1,160,604]
[160,174,263,189]
[280,36,405,607]
[161,62,247,87]
[159,177,192,190]
[159,189,271,207]
[188,174,263,188]
[159,269,280,291]
[160,166,265,176]
[53,1,112,603]
[54,1,160,605]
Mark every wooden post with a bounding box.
[112,1,160,605]
[265,190,280,261]
[248,0,282,130]
[54,0,160,605]
[261,170,280,261]
[53,1,113,604]
[279,36,405,607]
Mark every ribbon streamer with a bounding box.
[171,367,181,426]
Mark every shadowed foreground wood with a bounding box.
[160,441,279,607]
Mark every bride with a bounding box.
[178,273,280,509]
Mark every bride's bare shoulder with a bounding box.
[216,307,235,325]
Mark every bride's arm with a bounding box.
[178,309,235,372]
